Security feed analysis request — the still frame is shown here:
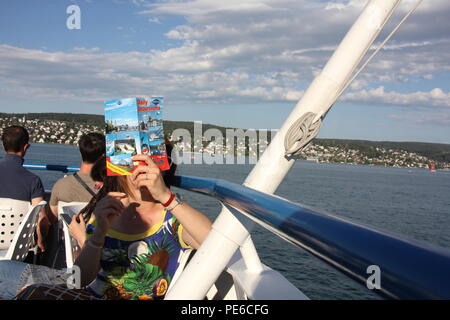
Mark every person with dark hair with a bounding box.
[78,133,106,164]
[68,141,177,252]
[67,154,107,250]
[14,146,212,300]
[0,125,48,252]
[90,155,107,189]
[49,133,105,219]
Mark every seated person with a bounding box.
[16,151,212,300]
[68,141,176,249]
[49,133,105,220]
[68,154,107,249]
[0,125,48,252]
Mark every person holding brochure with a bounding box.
[14,150,213,300]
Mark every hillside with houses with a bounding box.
[1,113,449,170]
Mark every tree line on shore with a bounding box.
[1,112,449,164]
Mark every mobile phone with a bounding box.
[60,213,73,226]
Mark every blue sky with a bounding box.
[0,0,182,52]
[1,0,449,143]
[105,101,139,127]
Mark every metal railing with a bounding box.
[25,163,450,299]
[24,163,79,173]
[172,175,450,299]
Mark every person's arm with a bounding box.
[74,192,126,287]
[170,202,211,249]
[74,227,106,287]
[49,205,59,221]
[32,196,49,252]
[48,183,61,222]
[68,213,87,248]
[131,154,212,249]
[30,176,49,252]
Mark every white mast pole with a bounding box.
[166,0,401,300]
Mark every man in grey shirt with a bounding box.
[49,133,105,219]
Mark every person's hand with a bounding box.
[37,236,46,253]
[93,192,126,236]
[131,154,172,203]
[69,213,87,247]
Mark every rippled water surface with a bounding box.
[17,143,450,299]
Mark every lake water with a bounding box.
[17,143,450,300]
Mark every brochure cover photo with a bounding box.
[104,97,170,176]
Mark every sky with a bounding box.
[105,98,139,126]
[0,0,449,143]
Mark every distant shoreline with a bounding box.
[9,142,444,171]
[1,112,449,168]
[1,111,449,145]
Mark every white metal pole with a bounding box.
[245,0,400,192]
[165,0,401,300]
[240,235,264,274]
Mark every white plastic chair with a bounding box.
[58,201,88,268]
[0,198,31,255]
[0,200,46,261]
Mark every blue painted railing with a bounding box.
[24,163,79,173]
[24,163,450,299]
[173,175,450,300]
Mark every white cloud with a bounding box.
[138,0,450,85]
[0,45,305,104]
[148,17,161,24]
[389,111,450,127]
[1,0,450,114]
[342,86,450,108]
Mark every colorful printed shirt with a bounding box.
[85,210,190,300]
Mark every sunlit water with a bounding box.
[11,143,450,300]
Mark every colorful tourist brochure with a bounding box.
[104,97,170,176]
